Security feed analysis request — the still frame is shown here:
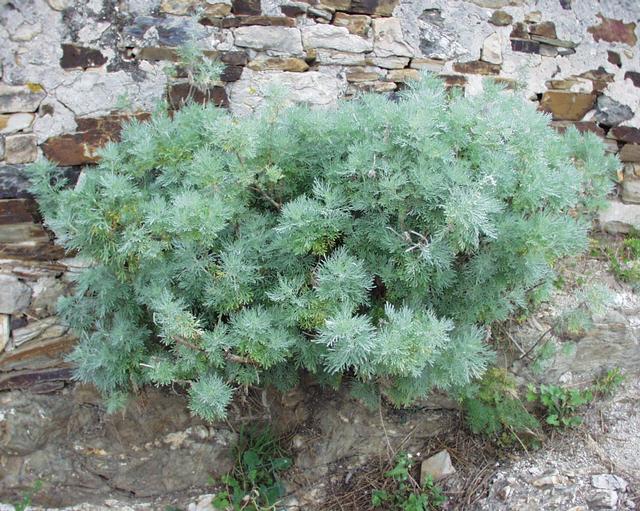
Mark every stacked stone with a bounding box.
[0,0,639,386]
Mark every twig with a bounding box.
[378,398,394,464]
[519,327,552,360]
[250,185,282,210]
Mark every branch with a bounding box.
[250,185,282,210]
[172,335,258,365]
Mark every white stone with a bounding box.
[229,69,343,116]
[302,24,373,53]
[482,32,502,65]
[0,84,45,113]
[315,49,366,66]
[0,314,9,353]
[32,98,77,144]
[234,26,304,56]
[0,275,31,315]
[622,179,640,205]
[12,317,68,347]
[0,113,34,134]
[420,450,456,483]
[367,56,410,69]
[10,22,42,42]
[372,18,413,58]
[599,201,640,234]
[46,0,72,10]
[591,474,628,492]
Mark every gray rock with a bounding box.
[0,84,46,114]
[235,26,304,55]
[531,470,568,488]
[302,24,373,53]
[0,113,35,135]
[622,179,640,204]
[599,201,640,234]
[588,489,618,509]
[420,450,456,483]
[0,314,9,353]
[372,18,413,58]
[591,474,628,492]
[595,96,634,127]
[4,133,37,164]
[0,275,31,314]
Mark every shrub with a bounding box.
[28,75,617,420]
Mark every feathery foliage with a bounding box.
[28,74,617,421]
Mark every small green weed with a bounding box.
[602,230,640,287]
[212,426,292,511]
[13,480,43,511]
[527,384,593,428]
[371,452,445,511]
[594,368,625,397]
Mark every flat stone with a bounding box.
[234,26,304,55]
[222,51,249,66]
[550,121,605,137]
[220,65,243,82]
[168,83,229,109]
[0,137,4,160]
[247,57,309,72]
[0,113,34,135]
[539,91,596,121]
[346,71,382,82]
[221,16,295,28]
[0,275,31,315]
[529,35,578,48]
[0,165,35,199]
[420,450,456,483]
[123,16,197,47]
[489,10,512,26]
[204,2,232,16]
[467,0,523,6]
[372,17,412,58]
[510,38,540,54]
[453,60,500,75]
[529,21,556,39]
[281,2,308,16]
[308,6,332,20]
[0,84,45,114]
[324,0,399,16]
[59,44,107,69]
[302,24,372,53]
[366,56,409,69]
[578,68,614,93]
[0,333,75,372]
[0,314,9,353]
[441,74,467,89]
[607,51,622,67]
[410,58,444,71]
[599,201,640,234]
[531,470,568,488]
[347,81,396,94]
[482,32,502,64]
[386,68,420,82]
[510,22,529,39]
[587,490,618,510]
[314,49,366,65]
[595,96,634,126]
[609,127,640,144]
[588,14,637,46]
[160,0,197,14]
[231,0,261,15]
[5,134,37,164]
[333,12,371,37]
[591,474,628,492]
[620,144,640,163]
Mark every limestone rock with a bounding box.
[0,275,31,315]
[531,471,568,488]
[410,58,444,71]
[4,134,37,164]
[302,24,373,53]
[539,91,596,121]
[623,179,640,204]
[0,314,9,353]
[221,16,295,28]
[482,32,502,65]
[160,0,197,15]
[366,56,410,69]
[420,450,456,483]
[247,57,309,72]
[453,60,500,75]
[511,39,541,54]
[372,18,412,58]
[599,201,640,233]
[46,0,72,10]
[0,113,34,135]
[595,96,634,127]
[387,68,420,82]
[0,84,45,114]
[333,12,371,37]
[591,474,628,492]
[314,50,366,66]
[234,26,304,55]
[467,0,523,6]
[588,14,637,46]
[347,71,382,82]
[587,490,618,510]
[12,317,69,348]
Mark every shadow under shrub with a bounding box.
[27,75,617,420]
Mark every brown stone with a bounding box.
[410,58,444,72]
[607,50,621,67]
[5,134,37,164]
[43,113,150,166]
[247,57,309,72]
[167,83,229,109]
[221,15,295,27]
[0,366,73,391]
[0,334,76,372]
[220,65,243,82]
[386,68,420,82]
[323,0,399,16]
[60,44,107,69]
[588,14,637,46]
[545,78,581,90]
[281,3,307,16]
[205,2,232,16]
[490,77,518,90]
[539,91,596,121]
[610,127,640,144]
[452,60,500,76]
[221,51,249,66]
[441,74,467,90]
[0,198,38,225]
[578,68,614,93]
[625,71,640,88]
[529,21,556,39]
[136,47,179,62]
[489,10,512,26]
[510,38,540,54]
[333,12,371,37]
[347,81,396,94]
[550,121,605,138]
[510,22,529,39]
[231,0,261,15]
[528,35,577,48]
[346,71,382,82]
[620,144,640,163]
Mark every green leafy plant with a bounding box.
[212,426,292,510]
[371,452,445,511]
[527,383,593,428]
[13,480,43,511]
[593,367,625,397]
[463,368,540,446]
[27,74,617,421]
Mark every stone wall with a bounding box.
[0,0,639,388]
